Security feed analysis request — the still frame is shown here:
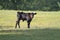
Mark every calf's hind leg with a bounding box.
[15,19,20,28]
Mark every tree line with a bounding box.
[0,0,60,11]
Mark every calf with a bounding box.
[15,11,37,28]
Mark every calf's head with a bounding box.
[29,12,37,19]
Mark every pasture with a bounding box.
[0,10,60,40]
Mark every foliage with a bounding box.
[0,0,60,10]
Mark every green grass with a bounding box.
[0,29,60,40]
[0,10,60,40]
[0,10,60,29]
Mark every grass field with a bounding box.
[0,10,60,40]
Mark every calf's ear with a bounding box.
[34,13,37,15]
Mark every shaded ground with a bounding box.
[0,28,60,40]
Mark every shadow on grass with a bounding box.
[0,28,60,40]
[0,26,14,29]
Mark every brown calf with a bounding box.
[15,12,37,28]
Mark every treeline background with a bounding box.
[0,0,60,11]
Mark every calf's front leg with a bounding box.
[27,19,32,28]
[27,22,30,28]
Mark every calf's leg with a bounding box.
[15,19,20,28]
[27,22,30,28]
[17,21,20,28]
[27,19,32,28]
[15,21,17,28]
